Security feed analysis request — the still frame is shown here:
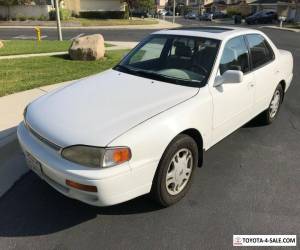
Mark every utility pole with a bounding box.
[172,0,176,23]
[54,0,63,41]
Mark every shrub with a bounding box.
[38,14,48,21]
[16,14,27,21]
[79,11,125,19]
[49,9,71,21]
[28,16,37,21]
[227,8,242,17]
[60,9,71,20]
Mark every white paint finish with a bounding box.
[210,72,255,144]
[18,28,294,206]
[27,69,199,147]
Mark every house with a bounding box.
[156,0,168,11]
[249,0,300,21]
[63,0,126,15]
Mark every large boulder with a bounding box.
[0,41,4,49]
[69,34,105,61]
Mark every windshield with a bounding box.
[114,34,220,87]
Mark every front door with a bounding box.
[210,36,255,145]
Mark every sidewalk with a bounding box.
[0,41,138,60]
[0,80,75,197]
[0,81,72,146]
[0,19,181,30]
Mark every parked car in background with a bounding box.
[159,9,168,16]
[199,13,213,21]
[18,27,293,207]
[246,11,278,24]
[213,12,228,19]
[166,11,173,16]
[185,12,198,19]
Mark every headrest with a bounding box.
[175,43,192,58]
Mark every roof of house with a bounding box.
[153,26,263,41]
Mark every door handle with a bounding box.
[274,70,280,74]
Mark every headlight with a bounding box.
[61,145,131,168]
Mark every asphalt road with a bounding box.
[0,17,244,42]
[0,22,300,250]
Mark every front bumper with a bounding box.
[17,122,151,206]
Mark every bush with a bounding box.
[28,16,37,21]
[227,8,242,17]
[79,11,125,19]
[131,11,148,18]
[60,9,71,20]
[16,14,27,21]
[38,14,48,21]
[49,9,71,21]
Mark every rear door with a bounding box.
[245,34,278,115]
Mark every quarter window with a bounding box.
[219,36,250,75]
[246,34,274,69]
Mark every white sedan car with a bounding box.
[18,27,293,207]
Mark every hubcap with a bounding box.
[269,90,281,118]
[165,148,193,196]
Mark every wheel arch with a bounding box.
[279,80,286,101]
[180,128,204,167]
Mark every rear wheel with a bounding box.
[259,84,283,125]
[151,134,198,207]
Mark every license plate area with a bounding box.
[25,152,43,177]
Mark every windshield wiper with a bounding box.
[115,65,202,86]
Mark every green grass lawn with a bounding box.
[0,49,128,97]
[0,40,113,56]
[72,18,159,27]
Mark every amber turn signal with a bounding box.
[113,148,131,164]
[66,179,97,192]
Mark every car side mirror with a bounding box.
[214,70,244,87]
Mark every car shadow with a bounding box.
[243,115,269,128]
[0,172,162,237]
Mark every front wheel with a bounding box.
[150,134,198,207]
[259,84,283,125]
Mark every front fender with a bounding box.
[107,86,213,186]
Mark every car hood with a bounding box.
[27,69,199,147]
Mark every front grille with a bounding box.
[26,123,62,151]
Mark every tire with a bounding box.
[259,84,284,125]
[150,134,198,207]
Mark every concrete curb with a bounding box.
[0,139,29,198]
[0,81,74,197]
[261,26,300,33]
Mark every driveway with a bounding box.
[0,27,299,249]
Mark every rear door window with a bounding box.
[246,34,275,69]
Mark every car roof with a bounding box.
[153,26,262,41]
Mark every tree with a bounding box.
[138,0,156,13]
[122,0,156,18]
[121,0,138,19]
